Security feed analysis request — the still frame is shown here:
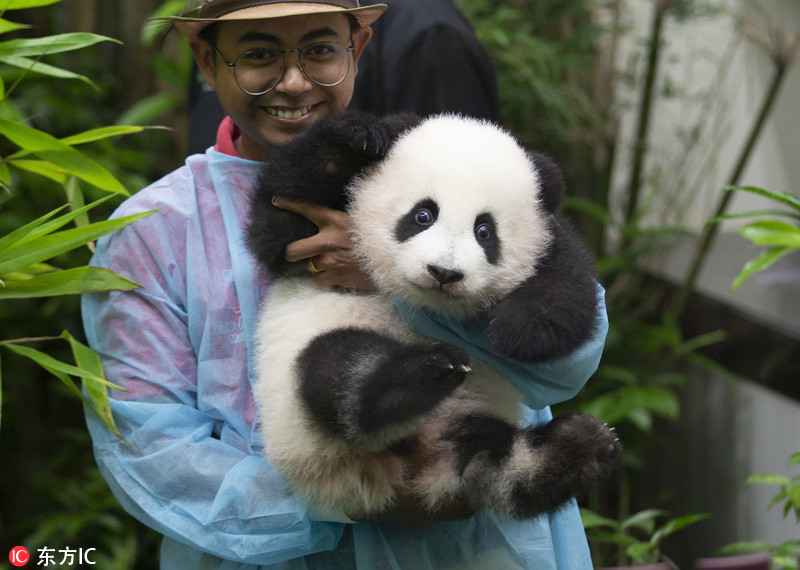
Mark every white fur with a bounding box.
[349,115,552,318]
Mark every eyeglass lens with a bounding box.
[233,42,352,95]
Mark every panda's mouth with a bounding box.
[413,282,464,298]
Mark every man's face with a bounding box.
[192,14,371,162]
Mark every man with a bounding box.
[83,1,602,567]
[186,0,501,155]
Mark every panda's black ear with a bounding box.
[528,151,565,214]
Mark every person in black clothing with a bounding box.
[186,0,501,155]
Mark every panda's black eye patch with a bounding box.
[394,199,439,243]
[475,213,501,264]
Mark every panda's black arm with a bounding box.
[486,215,601,362]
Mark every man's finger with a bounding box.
[272,196,339,228]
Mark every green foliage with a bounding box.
[582,507,709,566]
[0,1,155,434]
[710,186,800,292]
[718,452,800,569]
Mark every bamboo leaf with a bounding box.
[64,176,90,229]
[0,196,114,254]
[0,204,69,254]
[580,508,620,530]
[0,210,155,274]
[708,209,800,225]
[0,18,29,34]
[731,247,793,292]
[2,0,61,8]
[59,125,152,146]
[115,94,178,126]
[650,513,709,544]
[717,541,776,555]
[60,331,123,439]
[0,266,140,299]
[621,509,668,534]
[0,33,120,57]
[8,158,68,184]
[0,341,123,390]
[0,117,127,194]
[741,220,800,247]
[747,473,791,486]
[0,54,94,85]
[725,186,800,212]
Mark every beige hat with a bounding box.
[171,0,387,38]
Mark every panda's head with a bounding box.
[348,115,555,318]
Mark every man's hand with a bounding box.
[272,197,375,290]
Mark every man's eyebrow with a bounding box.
[237,27,343,46]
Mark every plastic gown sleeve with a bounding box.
[81,161,344,566]
[391,286,608,410]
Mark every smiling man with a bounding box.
[81,1,599,568]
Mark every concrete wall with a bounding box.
[647,368,800,567]
[610,0,800,334]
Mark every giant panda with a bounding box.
[247,111,620,521]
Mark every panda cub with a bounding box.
[247,111,620,521]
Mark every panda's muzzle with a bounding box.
[427,265,464,288]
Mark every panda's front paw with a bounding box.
[422,344,472,386]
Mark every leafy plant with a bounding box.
[582,507,709,567]
[718,452,800,570]
[709,186,800,292]
[0,0,154,434]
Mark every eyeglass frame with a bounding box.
[206,39,355,96]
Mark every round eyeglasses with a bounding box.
[209,41,354,96]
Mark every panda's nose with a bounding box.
[427,265,464,286]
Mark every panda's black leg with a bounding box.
[297,328,470,445]
[443,412,620,518]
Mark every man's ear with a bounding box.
[350,25,373,70]
[190,39,217,89]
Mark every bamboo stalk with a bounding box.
[671,40,796,317]
[623,0,669,236]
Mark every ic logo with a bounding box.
[9,546,29,567]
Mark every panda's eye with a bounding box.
[395,199,439,243]
[415,209,435,226]
[475,223,492,241]
[474,213,501,264]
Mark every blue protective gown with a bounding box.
[82,133,607,569]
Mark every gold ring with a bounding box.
[307,258,322,274]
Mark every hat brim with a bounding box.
[171,2,387,38]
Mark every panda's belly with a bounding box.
[253,278,416,465]
[253,277,524,471]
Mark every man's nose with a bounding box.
[275,53,312,94]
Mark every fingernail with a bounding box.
[271,196,279,205]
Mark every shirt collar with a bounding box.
[214,116,240,157]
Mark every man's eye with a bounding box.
[303,42,344,61]
[242,49,280,63]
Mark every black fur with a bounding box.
[444,414,517,475]
[509,412,621,517]
[487,214,600,361]
[394,199,439,243]
[247,110,420,276]
[474,212,501,265]
[297,328,469,444]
